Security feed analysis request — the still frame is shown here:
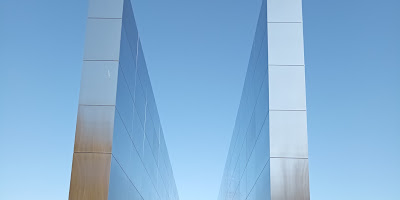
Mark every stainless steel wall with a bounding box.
[218,0,309,199]
[69,1,179,200]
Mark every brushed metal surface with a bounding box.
[74,105,115,153]
[270,111,308,158]
[268,65,306,110]
[270,158,310,200]
[267,0,303,22]
[218,1,309,199]
[267,23,304,66]
[69,153,112,200]
[70,0,180,199]
[78,61,119,105]
[83,18,122,61]
[88,0,123,19]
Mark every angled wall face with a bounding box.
[69,1,179,200]
[218,0,309,200]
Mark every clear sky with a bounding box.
[0,0,399,200]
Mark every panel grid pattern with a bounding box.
[218,0,309,199]
[218,0,270,199]
[69,0,179,199]
[109,0,179,200]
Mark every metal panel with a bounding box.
[88,0,124,19]
[269,111,308,158]
[254,161,271,200]
[267,23,304,66]
[254,76,269,135]
[112,112,145,193]
[136,41,151,94]
[131,107,144,152]
[119,26,137,96]
[267,0,303,22]
[108,156,143,200]
[78,61,119,105]
[83,18,122,61]
[74,105,115,153]
[70,0,180,199]
[121,0,139,61]
[218,1,309,200]
[270,158,310,200]
[268,66,306,110]
[133,81,146,124]
[115,68,134,135]
[69,153,112,200]
[253,34,269,95]
[251,0,267,69]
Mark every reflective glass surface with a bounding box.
[109,0,179,199]
[71,0,179,199]
[219,0,309,199]
[218,0,270,199]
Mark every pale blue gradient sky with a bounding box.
[0,0,399,200]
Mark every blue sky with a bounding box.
[0,0,399,200]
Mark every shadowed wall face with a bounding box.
[218,0,309,199]
[69,0,179,200]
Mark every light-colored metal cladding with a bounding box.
[267,0,309,199]
[218,0,309,199]
[69,0,179,200]
[69,0,122,199]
